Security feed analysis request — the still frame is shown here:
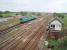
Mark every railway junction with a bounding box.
[0,15,62,50]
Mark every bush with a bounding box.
[0,14,3,17]
[48,36,67,50]
[48,40,61,50]
[53,13,65,18]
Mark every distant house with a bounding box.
[48,17,63,39]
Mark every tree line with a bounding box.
[0,11,47,18]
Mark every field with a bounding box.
[0,12,17,18]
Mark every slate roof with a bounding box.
[48,16,63,25]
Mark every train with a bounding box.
[20,16,37,23]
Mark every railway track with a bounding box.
[0,17,40,34]
[11,17,47,50]
[0,23,20,34]
[23,16,52,50]
[12,21,43,50]
[24,17,47,50]
[0,17,44,50]
[0,17,40,43]
[0,15,52,50]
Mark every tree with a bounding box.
[53,13,65,18]
[0,11,3,14]
[20,12,27,16]
[0,14,3,18]
[0,11,3,17]
[36,13,41,16]
[4,11,10,14]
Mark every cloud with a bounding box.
[0,0,67,12]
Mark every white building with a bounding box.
[49,17,63,32]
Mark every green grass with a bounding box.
[2,13,16,17]
[63,16,67,27]
[0,12,17,18]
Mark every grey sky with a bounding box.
[0,0,67,12]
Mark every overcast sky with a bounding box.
[0,0,67,12]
